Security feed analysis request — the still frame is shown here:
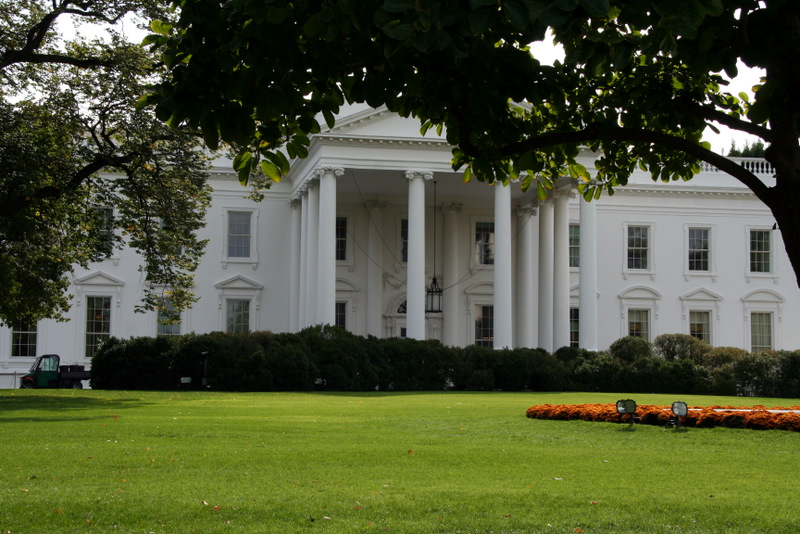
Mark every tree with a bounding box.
[147,0,800,287]
[0,0,211,327]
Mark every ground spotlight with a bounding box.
[616,399,637,424]
[671,401,688,427]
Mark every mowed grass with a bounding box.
[1,390,799,534]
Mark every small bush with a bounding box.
[654,333,711,363]
[609,336,653,362]
[703,346,749,368]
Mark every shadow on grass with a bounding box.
[0,394,150,421]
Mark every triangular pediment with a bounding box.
[74,271,124,286]
[680,288,723,302]
[323,104,445,141]
[215,275,264,291]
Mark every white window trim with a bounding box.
[745,226,778,282]
[215,275,264,332]
[336,211,355,269]
[622,222,655,280]
[94,206,121,266]
[569,222,580,272]
[626,308,652,341]
[466,283,494,347]
[684,224,716,281]
[470,216,496,273]
[679,288,722,347]
[73,271,123,362]
[618,286,661,341]
[222,207,259,269]
[742,289,784,351]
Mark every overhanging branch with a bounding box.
[499,125,772,202]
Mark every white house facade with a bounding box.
[2,105,798,387]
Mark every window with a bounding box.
[569,308,579,347]
[335,217,348,261]
[751,312,773,352]
[86,296,111,358]
[11,322,37,357]
[474,305,494,347]
[227,211,252,258]
[94,207,114,256]
[157,299,181,337]
[627,226,649,270]
[400,219,408,263]
[688,228,710,271]
[569,224,580,268]
[335,301,347,329]
[628,309,649,340]
[226,299,250,334]
[749,229,772,273]
[475,221,495,265]
[689,310,711,344]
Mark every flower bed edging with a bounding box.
[525,403,800,431]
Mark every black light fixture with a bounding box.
[426,180,443,313]
[671,401,688,428]
[616,399,637,425]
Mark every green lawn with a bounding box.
[1,390,798,533]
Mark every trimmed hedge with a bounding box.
[91,329,800,397]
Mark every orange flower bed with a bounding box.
[526,403,800,432]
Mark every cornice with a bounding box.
[311,134,451,152]
[611,186,755,200]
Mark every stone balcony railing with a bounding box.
[699,157,774,176]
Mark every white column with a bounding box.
[298,189,309,328]
[442,203,462,346]
[305,178,320,326]
[493,183,513,349]
[366,201,386,338]
[405,170,432,340]
[516,203,538,348]
[316,167,343,326]
[537,199,554,352]
[289,197,302,332]
[553,189,572,350]
[579,197,599,350]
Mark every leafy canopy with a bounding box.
[0,0,212,326]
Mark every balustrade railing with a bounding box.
[699,157,774,175]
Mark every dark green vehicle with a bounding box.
[20,354,90,389]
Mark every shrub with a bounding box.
[703,346,749,368]
[654,333,711,363]
[609,336,652,362]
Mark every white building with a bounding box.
[2,105,798,387]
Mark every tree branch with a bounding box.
[0,153,135,218]
[499,125,773,203]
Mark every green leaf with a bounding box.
[578,0,611,18]
[503,1,531,31]
[382,0,415,13]
[469,0,497,8]
[150,20,173,35]
[462,166,472,183]
[382,21,415,40]
[469,8,496,35]
[260,160,281,182]
[233,151,253,186]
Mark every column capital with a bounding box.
[314,166,345,179]
[550,187,577,200]
[289,196,301,207]
[404,169,434,182]
[516,203,538,217]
